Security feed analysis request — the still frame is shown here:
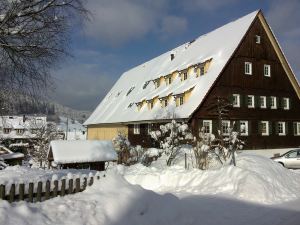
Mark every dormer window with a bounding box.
[16,129,24,135]
[200,66,205,76]
[168,77,172,84]
[164,99,168,107]
[183,72,188,80]
[179,96,184,105]
[3,128,11,134]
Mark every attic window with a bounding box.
[200,66,205,76]
[126,87,135,96]
[171,54,175,61]
[143,81,150,89]
[255,35,261,44]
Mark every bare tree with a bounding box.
[0,0,88,104]
[27,120,62,168]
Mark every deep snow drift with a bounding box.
[123,153,300,204]
[1,154,300,225]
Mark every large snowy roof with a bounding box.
[49,140,117,164]
[85,11,258,125]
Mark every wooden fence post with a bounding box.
[28,183,34,203]
[75,178,80,193]
[53,180,58,197]
[82,177,87,190]
[45,180,50,200]
[68,179,73,194]
[0,185,5,200]
[9,184,15,203]
[61,179,66,196]
[36,181,42,202]
[19,183,25,201]
[89,177,94,186]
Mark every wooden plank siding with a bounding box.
[190,17,300,149]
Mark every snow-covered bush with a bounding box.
[112,132,146,165]
[141,148,163,166]
[151,120,193,166]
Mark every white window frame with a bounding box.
[261,121,269,136]
[278,122,286,136]
[255,35,261,44]
[247,95,255,108]
[163,99,168,107]
[270,96,277,109]
[264,64,271,77]
[240,121,249,136]
[222,120,230,135]
[203,120,212,134]
[260,96,267,109]
[232,94,240,108]
[133,124,140,135]
[245,62,252,75]
[283,98,290,110]
[294,122,300,136]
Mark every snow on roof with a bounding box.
[49,140,117,164]
[0,145,24,160]
[84,11,258,125]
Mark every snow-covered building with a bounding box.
[0,145,24,166]
[84,10,300,149]
[0,115,47,141]
[48,140,117,170]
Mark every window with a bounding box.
[154,80,160,88]
[261,121,269,136]
[16,129,24,134]
[283,98,290,110]
[277,122,286,136]
[147,124,152,134]
[260,96,267,108]
[294,122,300,136]
[163,99,168,107]
[232,94,240,107]
[286,151,297,158]
[133,124,140,134]
[247,95,255,108]
[264,64,271,77]
[168,77,172,84]
[200,66,205,76]
[179,96,184,105]
[245,62,252,75]
[150,101,154,109]
[194,67,197,74]
[270,96,277,109]
[240,121,249,136]
[203,120,212,134]
[3,128,11,134]
[255,35,261,44]
[222,120,230,135]
[183,72,188,80]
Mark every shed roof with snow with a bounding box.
[49,140,117,164]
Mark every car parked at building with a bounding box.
[272,149,300,169]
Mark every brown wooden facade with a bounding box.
[126,15,300,149]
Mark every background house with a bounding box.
[48,140,117,170]
[84,10,300,149]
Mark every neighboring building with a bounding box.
[48,140,117,170]
[0,145,24,166]
[84,10,300,149]
[0,115,47,144]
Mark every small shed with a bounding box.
[48,140,117,171]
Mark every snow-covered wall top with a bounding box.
[85,11,258,125]
[49,140,117,164]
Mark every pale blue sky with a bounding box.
[51,0,300,111]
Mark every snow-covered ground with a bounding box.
[1,152,300,225]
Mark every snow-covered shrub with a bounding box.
[150,120,193,166]
[112,132,145,165]
[141,148,163,166]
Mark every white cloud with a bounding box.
[180,0,238,11]
[84,0,190,46]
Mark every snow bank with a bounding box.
[123,154,300,204]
